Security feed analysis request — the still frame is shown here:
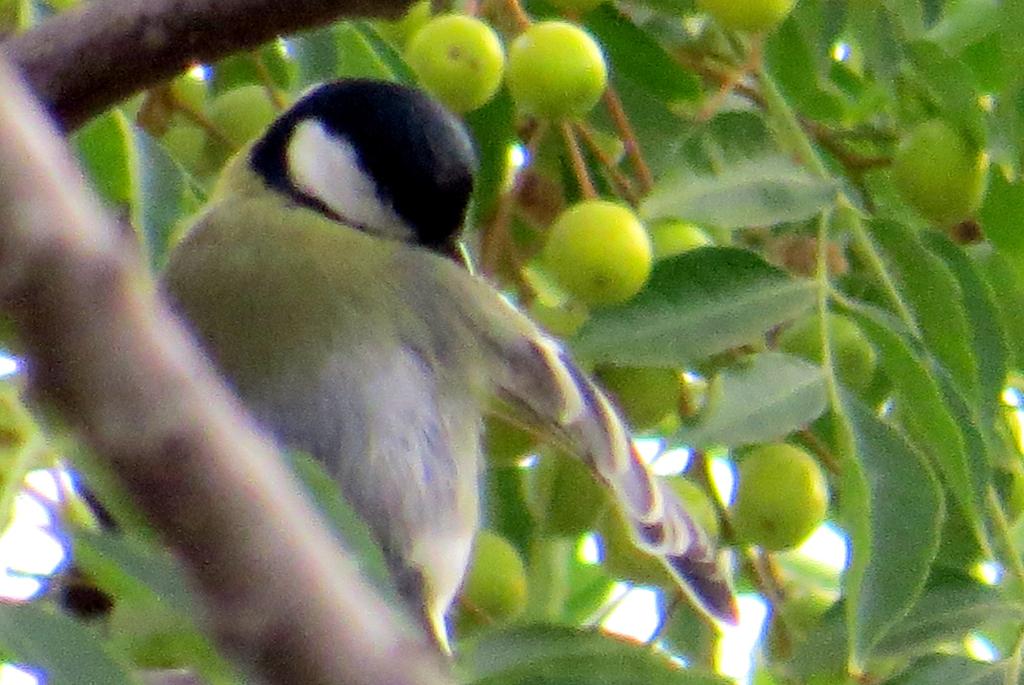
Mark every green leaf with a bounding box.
[133,131,198,270]
[350,21,416,84]
[905,40,986,144]
[641,154,837,229]
[584,5,699,103]
[845,304,986,546]
[979,171,1024,257]
[676,352,827,447]
[873,576,1024,658]
[571,247,816,366]
[292,27,338,88]
[458,624,732,685]
[0,603,136,685]
[334,22,398,82]
[974,246,1024,371]
[73,109,134,208]
[765,16,845,122]
[888,655,1006,685]
[789,576,1021,680]
[867,219,979,404]
[924,0,1000,54]
[839,392,943,669]
[465,89,516,230]
[923,233,1009,424]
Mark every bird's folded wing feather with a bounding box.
[455,274,738,623]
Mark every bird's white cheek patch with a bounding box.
[286,120,412,241]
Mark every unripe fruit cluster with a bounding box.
[158,77,281,178]
[398,7,608,119]
[539,201,714,310]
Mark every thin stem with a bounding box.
[166,97,234,151]
[574,122,639,205]
[696,35,763,124]
[503,0,531,31]
[560,121,597,200]
[755,60,827,178]
[798,428,842,476]
[758,64,919,334]
[601,87,654,194]
[479,121,547,281]
[251,51,290,111]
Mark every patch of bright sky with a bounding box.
[831,42,851,62]
[966,633,999,662]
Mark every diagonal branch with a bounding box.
[2,0,413,131]
[0,57,451,685]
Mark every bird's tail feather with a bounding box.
[491,331,738,624]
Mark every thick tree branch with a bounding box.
[2,0,412,131]
[0,58,452,685]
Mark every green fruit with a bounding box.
[731,444,829,551]
[697,0,796,32]
[207,85,277,149]
[892,119,988,227]
[648,219,712,260]
[506,21,608,120]
[406,15,505,113]
[533,453,607,537]
[170,73,208,113]
[455,530,527,634]
[542,200,652,306]
[376,1,432,48]
[596,365,680,430]
[778,312,877,391]
[484,417,536,466]
[161,124,207,173]
[600,476,718,586]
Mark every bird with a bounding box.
[162,78,736,649]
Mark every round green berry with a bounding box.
[697,0,796,32]
[406,14,505,113]
[207,85,278,149]
[731,444,829,551]
[892,119,988,227]
[542,200,652,306]
[596,365,680,430]
[778,312,877,391]
[455,530,527,635]
[506,21,608,120]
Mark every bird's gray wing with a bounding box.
[450,269,737,624]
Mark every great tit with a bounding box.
[163,79,736,648]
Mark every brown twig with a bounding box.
[503,0,531,31]
[695,35,763,123]
[2,0,413,131]
[560,120,597,199]
[0,57,451,685]
[479,121,547,286]
[601,86,654,194]
[573,122,639,205]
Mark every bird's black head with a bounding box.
[250,79,477,252]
